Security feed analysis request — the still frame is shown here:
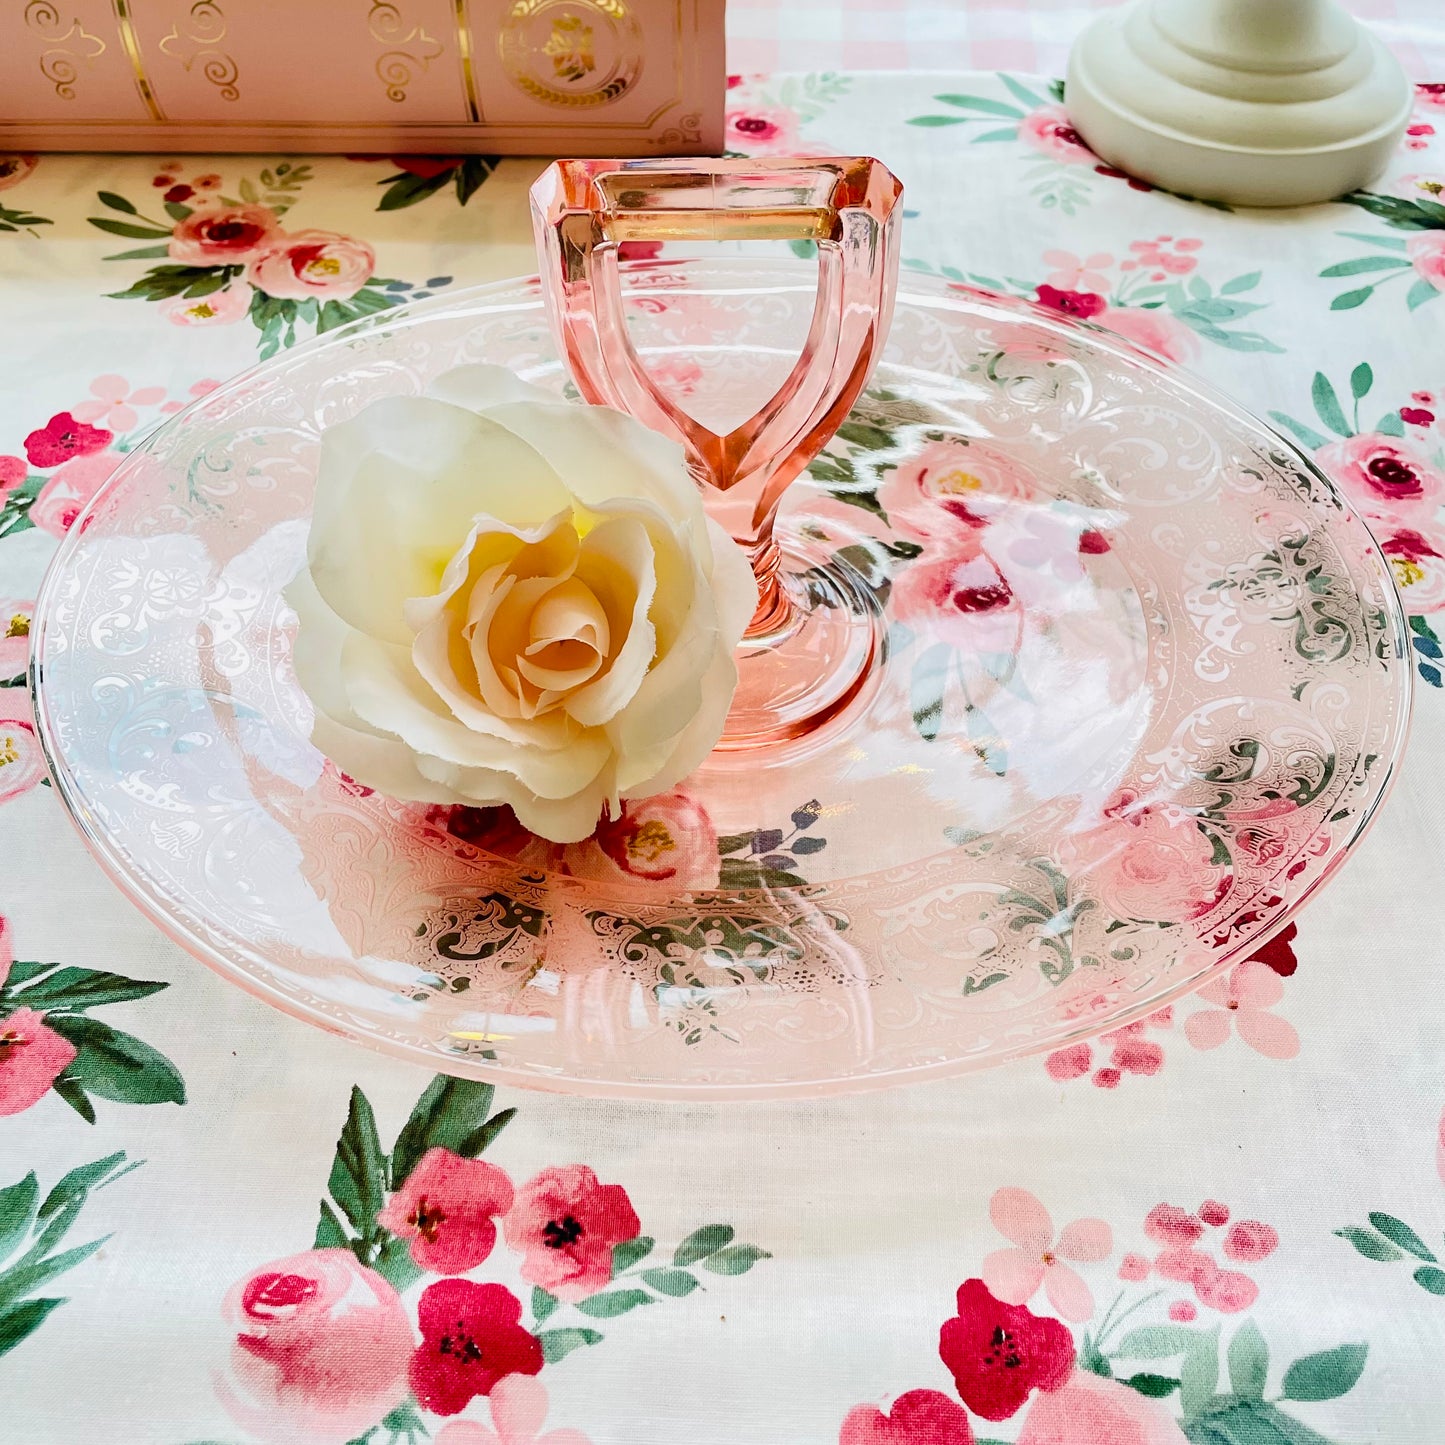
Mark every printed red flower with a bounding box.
[1035,285,1106,320]
[1223,1219,1278,1262]
[164,183,194,203]
[0,455,25,493]
[378,1147,515,1274]
[221,1249,412,1444]
[0,1007,76,1116]
[169,203,281,264]
[29,451,116,537]
[410,1280,542,1417]
[1144,1204,1203,1246]
[840,1389,975,1445]
[1044,1043,1091,1081]
[0,154,38,191]
[1169,1300,1197,1322]
[393,156,464,178]
[503,1165,641,1302]
[618,240,664,261]
[23,411,112,469]
[938,1279,1074,1422]
[1198,1200,1230,1228]
[1117,1253,1149,1281]
[1402,406,1435,426]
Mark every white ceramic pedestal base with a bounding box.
[1066,0,1412,207]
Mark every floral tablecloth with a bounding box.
[5,67,1445,1445]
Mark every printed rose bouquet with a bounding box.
[286,364,756,843]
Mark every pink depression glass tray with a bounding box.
[31,260,1411,1098]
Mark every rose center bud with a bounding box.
[514,577,610,694]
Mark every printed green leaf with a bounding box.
[910,642,951,741]
[1122,1374,1179,1398]
[1178,1325,1220,1419]
[314,1199,349,1250]
[537,1327,602,1363]
[1116,1324,1204,1358]
[1182,1399,1334,1445]
[674,1224,734,1267]
[610,1235,655,1274]
[702,1243,771,1275]
[103,244,172,261]
[1219,271,1262,294]
[1280,1341,1368,1401]
[972,126,1021,143]
[1349,362,1374,400]
[1311,371,1351,436]
[1227,1320,1268,1400]
[1319,255,1412,277]
[999,73,1049,110]
[641,1267,700,1297]
[1334,1224,1403,1261]
[327,1086,388,1241]
[0,1238,107,1313]
[390,1075,499,1186]
[1367,1211,1436,1260]
[1413,1264,1445,1294]
[377,168,454,211]
[11,966,168,1012]
[907,115,970,127]
[1337,190,1440,230]
[1330,286,1375,310]
[38,1153,131,1222]
[456,155,500,205]
[49,1076,96,1123]
[1407,277,1440,311]
[45,1015,185,1106]
[0,1297,64,1359]
[88,217,174,240]
[371,1234,422,1293]
[573,1288,652,1317]
[0,1176,39,1265]
[97,191,139,214]
[1268,410,1330,451]
[934,93,1025,118]
[1377,409,1407,437]
[532,1287,559,1323]
[460,1107,517,1159]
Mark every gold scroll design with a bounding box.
[24,2,106,101]
[158,1,240,102]
[498,0,643,109]
[368,2,445,103]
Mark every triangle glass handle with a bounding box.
[530,157,903,641]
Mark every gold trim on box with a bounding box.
[158,2,240,102]
[499,0,643,110]
[24,2,107,102]
[111,0,166,120]
[368,2,443,104]
[453,0,483,122]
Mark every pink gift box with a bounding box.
[0,0,723,154]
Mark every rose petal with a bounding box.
[307,711,461,804]
[990,1187,1054,1252]
[1184,1007,1233,1050]
[1057,1217,1112,1262]
[1235,1008,1300,1060]
[488,1375,549,1439]
[981,1247,1047,1305]
[1231,958,1283,1009]
[1043,1262,1095,1322]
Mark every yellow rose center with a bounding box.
[1393,558,1426,589]
[1423,181,1444,196]
[937,468,983,494]
[187,302,218,320]
[5,613,29,639]
[306,256,343,277]
[628,819,676,863]
[0,734,18,767]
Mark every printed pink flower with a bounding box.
[566,790,720,890]
[23,411,112,469]
[1376,523,1445,609]
[1316,432,1445,520]
[0,916,10,990]
[1088,800,1227,924]
[1407,232,1445,293]
[0,1007,77,1116]
[503,1165,641,1302]
[1198,1200,1230,1227]
[1035,285,1107,320]
[724,105,801,154]
[1223,1219,1278,1262]
[30,450,116,537]
[1145,1203,1203,1246]
[1019,106,1096,165]
[0,599,33,678]
[1042,250,1113,293]
[221,1249,412,1444]
[161,283,254,327]
[1194,1267,1258,1313]
[1168,1300,1197,1322]
[1417,83,1445,111]
[879,439,1038,541]
[890,547,1021,654]
[434,1376,591,1445]
[1097,306,1200,365]
[982,1188,1111,1322]
[246,230,376,301]
[1118,1253,1149,1281]
[410,1280,543,1417]
[644,354,703,397]
[1017,1368,1188,1445]
[0,455,25,494]
[0,690,45,806]
[70,374,167,432]
[169,203,280,264]
[0,154,38,190]
[378,1148,515,1274]
[939,1279,1075,1421]
[1185,959,1299,1059]
[1393,173,1445,202]
[840,1389,975,1445]
[1045,1043,1092,1082]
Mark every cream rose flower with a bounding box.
[286,365,756,843]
